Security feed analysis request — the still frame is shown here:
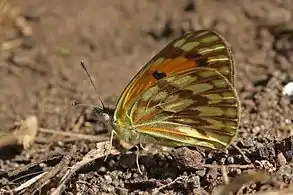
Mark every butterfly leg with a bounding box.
[104,129,114,161]
[134,145,143,175]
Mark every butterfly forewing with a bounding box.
[115,30,235,114]
[127,67,239,149]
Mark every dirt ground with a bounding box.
[1,0,293,194]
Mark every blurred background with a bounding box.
[2,0,292,131]
[1,0,293,194]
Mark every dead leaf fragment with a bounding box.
[0,115,38,150]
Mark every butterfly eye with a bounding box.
[102,113,110,121]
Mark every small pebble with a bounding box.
[277,152,287,166]
[195,169,206,177]
[11,53,32,66]
[108,159,116,168]
[206,162,218,180]
[230,168,241,177]
[283,82,293,96]
[139,164,146,172]
[165,177,172,183]
[115,187,128,195]
[278,165,292,177]
[104,175,112,184]
[132,173,139,178]
[22,36,36,49]
[125,172,132,180]
[172,147,203,170]
[189,175,201,188]
[98,166,106,173]
[227,156,234,164]
[23,8,41,21]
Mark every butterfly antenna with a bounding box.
[80,60,105,109]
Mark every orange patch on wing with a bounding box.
[153,57,194,74]
[137,126,189,137]
[124,57,196,103]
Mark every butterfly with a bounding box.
[93,30,240,161]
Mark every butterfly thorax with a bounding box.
[94,105,142,150]
[112,120,139,147]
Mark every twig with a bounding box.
[203,164,255,169]
[232,143,251,163]
[1,38,23,50]
[25,146,77,194]
[13,171,47,192]
[221,166,229,185]
[8,151,63,179]
[152,176,188,194]
[51,141,119,195]
[39,127,109,142]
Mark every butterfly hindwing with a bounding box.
[127,67,239,149]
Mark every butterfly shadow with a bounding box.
[76,150,185,191]
[0,145,23,160]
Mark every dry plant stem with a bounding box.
[232,143,251,163]
[25,146,77,194]
[134,145,142,175]
[104,129,114,161]
[39,127,109,142]
[8,152,63,179]
[51,141,120,195]
[152,176,188,194]
[221,166,229,185]
[1,38,23,50]
[203,164,255,169]
[13,172,48,193]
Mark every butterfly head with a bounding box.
[92,103,141,151]
[92,105,114,123]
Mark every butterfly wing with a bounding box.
[113,30,238,149]
[126,68,239,149]
[115,30,235,121]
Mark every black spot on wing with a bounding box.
[153,71,167,80]
[196,56,209,67]
[185,52,208,67]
